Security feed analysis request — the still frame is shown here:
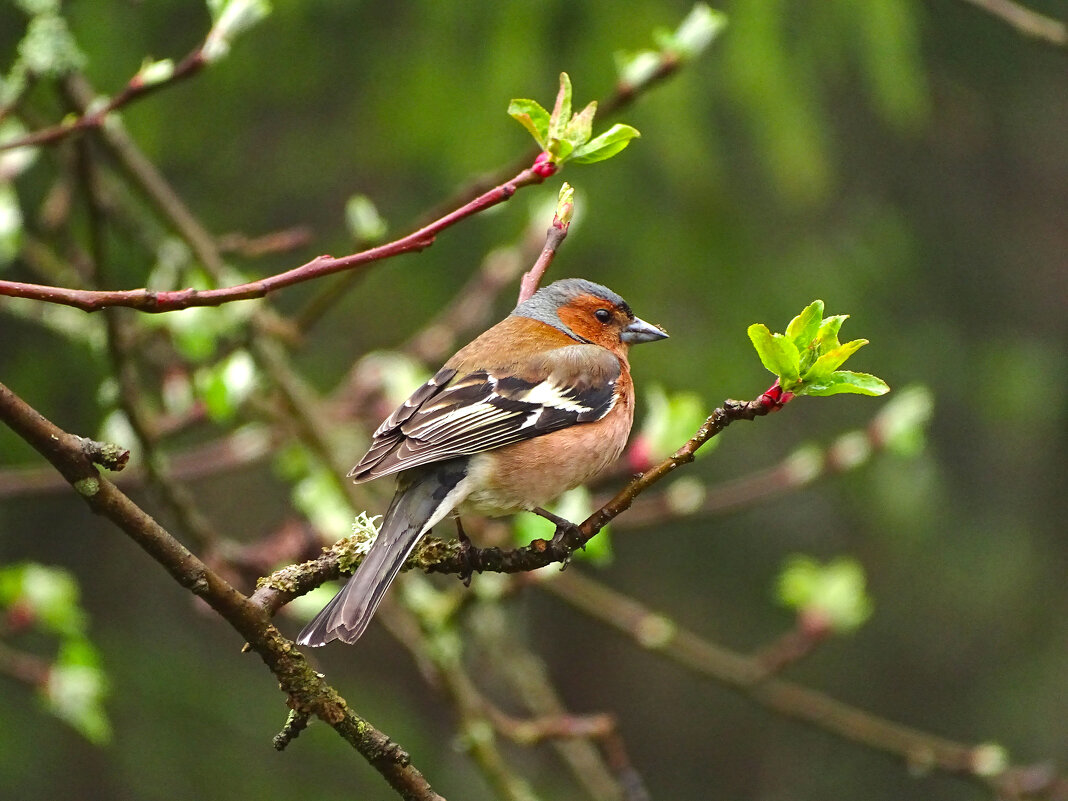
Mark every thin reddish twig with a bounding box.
[0,166,546,313]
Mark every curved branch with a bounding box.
[0,380,444,801]
[0,167,543,313]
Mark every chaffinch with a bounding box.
[298,278,667,646]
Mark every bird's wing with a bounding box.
[349,344,622,482]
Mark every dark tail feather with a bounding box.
[296,462,467,646]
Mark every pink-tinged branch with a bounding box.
[518,179,573,303]
[0,167,546,313]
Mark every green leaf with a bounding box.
[615,49,661,87]
[194,350,258,422]
[45,639,110,744]
[547,72,573,143]
[786,299,824,373]
[0,563,86,636]
[292,467,353,540]
[815,314,849,353]
[203,0,271,63]
[803,338,868,380]
[507,98,550,148]
[345,194,387,243]
[801,370,890,397]
[18,13,87,76]
[570,123,641,164]
[785,300,823,351]
[547,136,575,162]
[871,384,933,456]
[0,182,23,267]
[563,100,597,148]
[747,324,801,383]
[554,182,575,227]
[777,555,873,633]
[0,119,40,180]
[135,57,175,87]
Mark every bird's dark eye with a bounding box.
[594,308,612,323]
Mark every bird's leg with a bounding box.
[532,507,584,564]
[455,517,476,587]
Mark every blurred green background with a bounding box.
[1,1,1066,799]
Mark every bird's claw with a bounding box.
[456,519,475,587]
[533,507,583,568]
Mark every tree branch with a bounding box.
[544,569,1068,799]
[0,166,545,312]
[0,380,444,801]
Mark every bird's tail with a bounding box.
[296,461,468,646]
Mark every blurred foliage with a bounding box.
[0,1,1066,800]
[776,554,873,633]
[0,563,110,744]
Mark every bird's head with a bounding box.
[512,278,668,352]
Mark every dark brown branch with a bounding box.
[0,380,443,801]
[0,167,544,313]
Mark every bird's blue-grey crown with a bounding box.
[511,278,629,336]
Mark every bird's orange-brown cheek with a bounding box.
[558,304,618,348]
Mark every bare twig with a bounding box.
[76,135,223,552]
[61,74,228,279]
[468,604,639,801]
[0,425,275,500]
[217,226,315,258]
[958,0,1067,47]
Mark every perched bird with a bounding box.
[297,278,668,646]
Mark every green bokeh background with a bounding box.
[1,1,1066,799]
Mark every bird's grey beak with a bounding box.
[621,316,669,344]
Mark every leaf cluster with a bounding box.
[748,300,889,397]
